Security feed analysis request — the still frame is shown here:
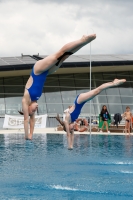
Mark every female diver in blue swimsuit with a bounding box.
[56,78,126,149]
[21,33,96,139]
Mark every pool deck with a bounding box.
[0,128,132,136]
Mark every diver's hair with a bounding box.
[63,125,66,132]
[101,105,108,113]
[18,110,31,117]
[18,110,24,115]
[18,106,39,116]
[37,107,39,115]
[55,114,66,132]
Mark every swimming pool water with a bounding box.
[0,134,133,200]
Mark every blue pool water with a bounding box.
[0,134,133,200]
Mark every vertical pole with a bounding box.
[90,42,91,134]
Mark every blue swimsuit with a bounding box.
[27,67,48,101]
[70,95,86,122]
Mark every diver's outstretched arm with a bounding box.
[22,98,29,139]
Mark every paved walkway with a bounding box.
[0,128,132,136]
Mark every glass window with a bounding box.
[108,104,123,115]
[93,103,102,115]
[4,86,24,94]
[107,96,121,104]
[106,87,119,95]
[0,78,4,93]
[5,95,22,115]
[61,90,77,104]
[119,88,133,96]
[37,93,47,114]
[45,75,59,90]
[23,75,30,85]
[59,74,76,104]
[93,97,102,116]
[37,93,45,103]
[1,71,133,119]
[59,74,75,90]
[40,74,61,114]
[46,103,63,114]
[45,89,62,103]
[45,75,62,103]
[129,72,133,88]
[80,102,96,116]
[93,73,104,87]
[38,103,47,115]
[121,97,133,104]
[63,104,72,111]
[106,88,121,104]
[4,76,24,94]
[0,94,5,115]
[116,71,131,88]
[97,94,108,104]
[74,73,91,103]
[74,73,90,92]
[4,76,23,85]
[103,73,116,82]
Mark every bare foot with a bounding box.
[68,147,73,150]
[113,79,126,86]
[82,34,96,44]
[126,134,130,138]
[28,133,33,140]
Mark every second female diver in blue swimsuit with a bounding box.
[21,33,96,140]
[56,79,126,149]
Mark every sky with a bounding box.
[0,0,133,57]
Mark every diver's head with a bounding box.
[69,123,75,132]
[28,102,38,116]
[18,102,38,116]
[63,123,75,133]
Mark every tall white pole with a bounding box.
[90,42,91,134]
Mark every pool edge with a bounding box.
[0,128,132,136]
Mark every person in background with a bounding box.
[100,105,111,133]
[122,106,132,135]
